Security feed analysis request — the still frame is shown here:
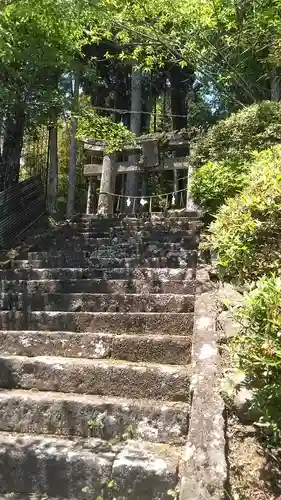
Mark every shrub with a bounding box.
[191,101,281,167]
[190,158,249,218]
[204,146,281,283]
[233,275,281,439]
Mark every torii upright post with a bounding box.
[97,153,117,215]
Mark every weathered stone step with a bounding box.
[1,292,194,313]
[71,225,199,238]
[10,253,197,269]
[0,311,194,335]
[0,355,190,401]
[0,432,179,499]
[69,217,199,228]
[76,211,200,221]
[0,331,191,364]
[0,390,189,444]
[34,240,198,253]
[27,247,196,260]
[0,267,194,281]
[70,230,199,244]
[35,237,195,249]
[65,230,197,243]
[1,278,196,295]
[71,218,195,230]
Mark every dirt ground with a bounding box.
[227,414,281,500]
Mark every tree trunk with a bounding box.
[47,124,58,213]
[97,153,117,215]
[1,107,25,190]
[169,67,188,131]
[125,66,142,201]
[271,69,280,102]
[66,72,80,218]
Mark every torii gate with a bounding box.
[83,135,193,215]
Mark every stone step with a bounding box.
[0,311,194,335]
[10,254,197,269]
[0,278,197,295]
[0,331,191,364]
[65,230,197,243]
[0,390,189,444]
[71,218,195,229]
[0,267,195,281]
[0,355,190,401]
[76,211,200,221]
[1,292,194,313]
[70,229,198,242]
[32,239,198,252]
[0,432,179,499]
[36,236,195,248]
[71,225,199,238]
[27,247,196,260]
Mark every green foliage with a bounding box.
[191,102,281,167]
[77,99,136,153]
[204,146,281,283]
[191,158,249,218]
[82,479,118,500]
[233,276,281,440]
[0,0,94,120]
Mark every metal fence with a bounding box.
[0,175,45,249]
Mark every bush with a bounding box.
[191,101,281,167]
[233,275,281,439]
[204,146,281,283]
[191,158,249,218]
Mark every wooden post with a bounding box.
[86,177,92,214]
[97,153,117,215]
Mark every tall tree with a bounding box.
[0,0,95,189]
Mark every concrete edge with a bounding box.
[179,275,227,499]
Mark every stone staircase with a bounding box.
[0,212,207,499]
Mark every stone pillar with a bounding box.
[97,153,117,215]
[186,164,197,211]
[86,177,92,215]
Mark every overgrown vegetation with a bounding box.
[77,100,136,153]
[233,276,281,441]
[191,158,248,219]
[204,146,281,283]
[191,102,281,167]
[199,132,281,439]
[190,101,281,219]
